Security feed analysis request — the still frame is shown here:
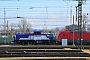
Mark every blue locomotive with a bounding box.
[13,30,56,45]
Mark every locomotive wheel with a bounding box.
[43,41,49,45]
[29,41,36,45]
[31,41,36,45]
[20,41,27,45]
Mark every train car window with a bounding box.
[34,32,41,34]
[33,30,42,34]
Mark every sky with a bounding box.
[0,0,90,29]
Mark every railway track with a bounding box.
[0,45,89,58]
[0,45,90,49]
[0,49,90,57]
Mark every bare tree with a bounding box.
[17,18,32,33]
[8,23,18,36]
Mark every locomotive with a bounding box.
[14,30,56,45]
[58,30,90,45]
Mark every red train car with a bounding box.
[58,30,90,45]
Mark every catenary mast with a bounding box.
[64,0,86,49]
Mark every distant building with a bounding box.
[66,24,78,31]
[66,24,90,31]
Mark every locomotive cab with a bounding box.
[33,29,42,34]
[58,30,90,45]
[58,30,69,44]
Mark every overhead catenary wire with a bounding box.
[0,1,89,26]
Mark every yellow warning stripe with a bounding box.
[63,48,72,50]
[82,50,90,54]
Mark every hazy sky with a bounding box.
[0,0,90,29]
